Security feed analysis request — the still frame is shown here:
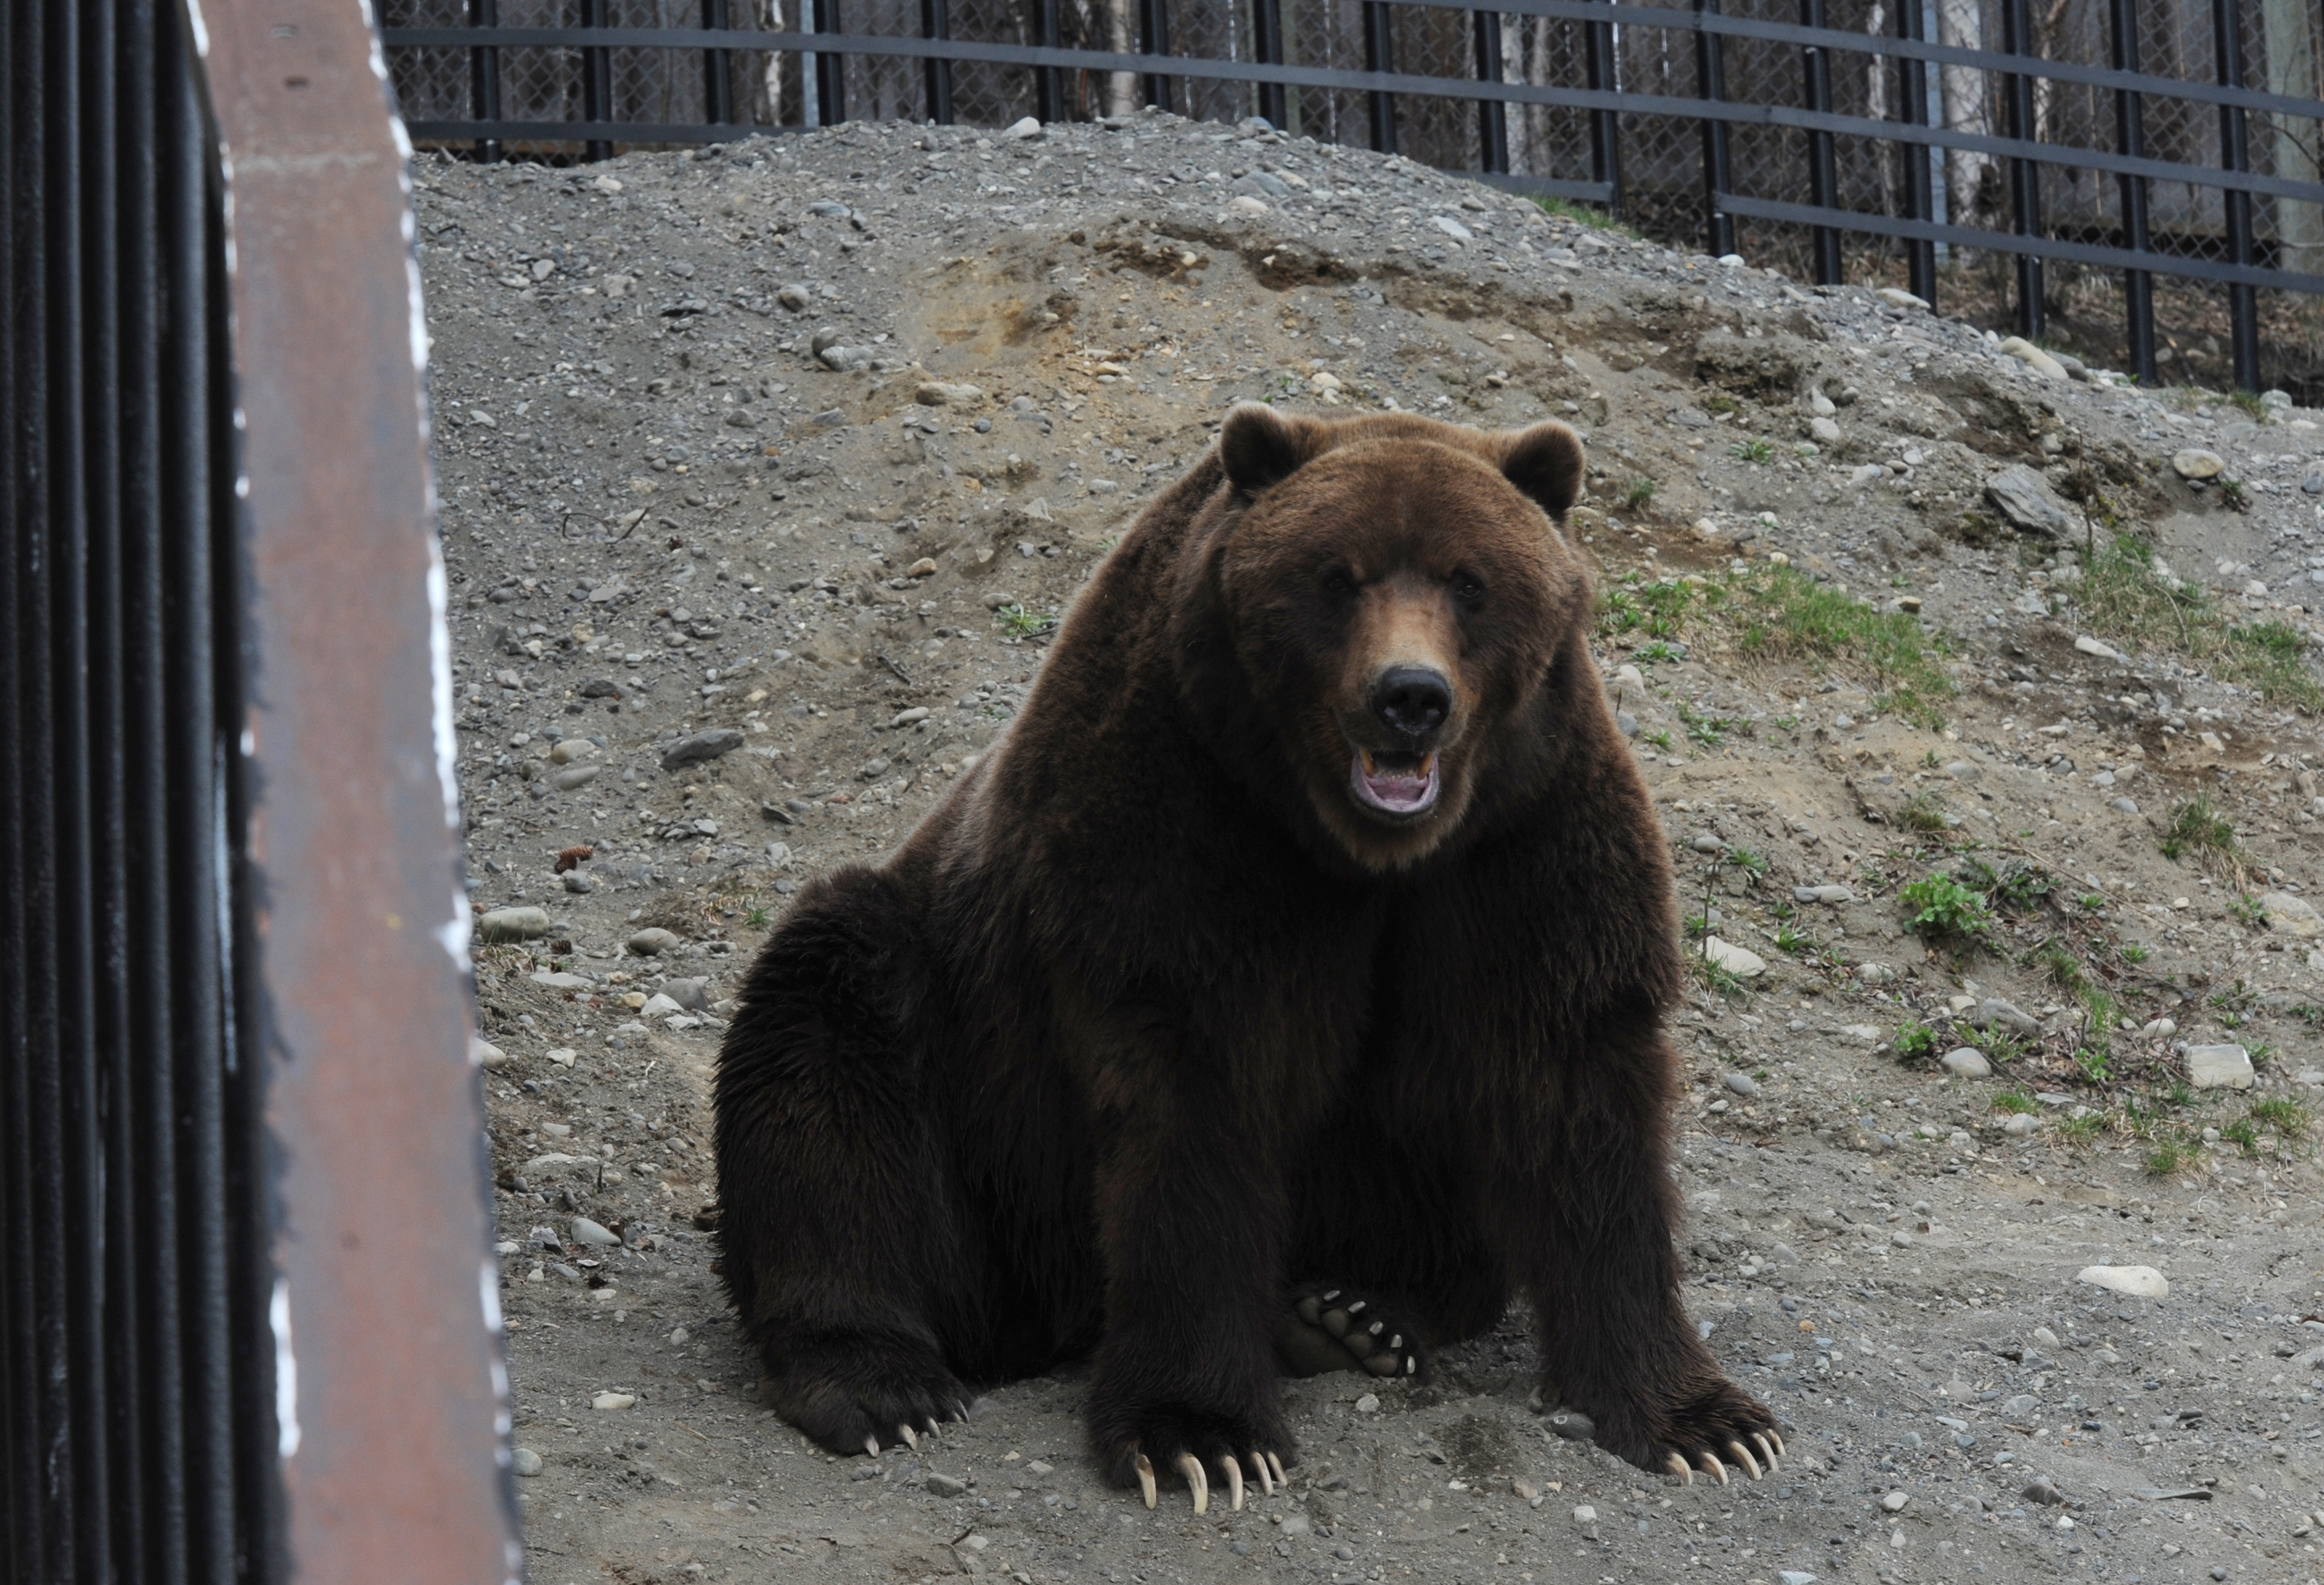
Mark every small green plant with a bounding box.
[1962,857,2053,914]
[1992,1087,2037,1115]
[2228,892,2266,928]
[743,906,771,929]
[2251,1097,2309,1136]
[1902,872,1994,941]
[2073,1044,2114,1084]
[2075,892,2107,913]
[1726,844,1769,877]
[2219,477,2249,512]
[2118,942,2151,965]
[992,602,1051,638]
[2059,1111,2106,1147]
[1729,437,1776,464]
[1893,1020,1943,1065]
[1622,477,1659,511]
[1921,749,1943,769]
[2035,937,2087,993]
[1528,194,1638,236]
[1898,791,1952,834]
[1638,641,1682,666]
[1642,728,1674,751]
[1681,704,1734,749]
[1773,713,1800,732]
[2249,1041,2276,1069]
[2159,791,2244,871]
[1773,922,1816,955]
[2143,1140,2187,1177]
[2290,1002,2324,1027]
[1683,908,1710,941]
[2228,389,2271,422]
[2220,1117,2260,1155]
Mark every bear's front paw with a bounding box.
[1640,1378,1785,1486]
[1279,1284,1429,1380]
[1090,1402,1293,1515]
[758,1333,970,1459]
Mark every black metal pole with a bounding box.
[1998,0,2043,340]
[1253,0,1287,130]
[581,0,612,161]
[1035,0,1062,123]
[2107,0,2155,382]
[920,0,953,122]
[1798,0,1840,282]
[1695,0,1735,258]
[813,0,847,126]
[1139,0,1172,113]
[2211,0,2259,391]
[1585,0,1622,218]
[469,0,501,162]
[1364,1,1397,155]
[702,0,733,125]
[1473,8,1509,175]
[1894,0,1935,304]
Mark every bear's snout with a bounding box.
[1368,665,1451,743]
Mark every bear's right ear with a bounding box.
[1497,422,1587,520]
[1219,402,1327,495]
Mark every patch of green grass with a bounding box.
[2228,389,2272,422]
[2157,791,2246,873]
[1772,712,1800,732]
[1902,871,1995,941]
[1893,1020,1943,1065]
[2058,1111,2107,1147]
[1729,437,1777,464]
[2118,942,2151,965]
[2073,1045,2114,1084]
[1725,844,1769,877]
[1680,703,1735,749]
[1622,477,1659,512]
[2035,937,2087,993]
[1529,195,1638,236]
[2229,892,2266,928]
[1962,857,2053,914]
[992,602,1051,638]
[2220,1117,2260,1154]
[1898,791,1952,834]
[1773,922,1816,955]
[2252,1097,2309,1135]
[1726,566,1955,728]
[2144,1140,2188,1177]
[743,906,771,930]
[1683,909,1710,941]
[1642,728,1673,751]
[1691,955,1749,1000]
[2219,477,2249,512]
[1992,1087,2037,1115]
[2078,535,2323,708]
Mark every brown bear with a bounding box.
[714,405,1781,1512]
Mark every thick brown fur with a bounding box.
[715,407,1777,1494]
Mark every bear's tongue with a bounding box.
[1352,749,1439,816]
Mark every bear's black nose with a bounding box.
[1370,665,1451,740]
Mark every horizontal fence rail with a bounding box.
[383,0,2324,390]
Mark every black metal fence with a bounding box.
[3,0,519,1580]
[382,0,2324,393]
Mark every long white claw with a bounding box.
[1695,1451,1729,1486]
[1664,1453,1693,1485]
[1248,1452,1273,1496]
[1219,1456,1244,1511]
[1404,1357,1417,1376]
[1266,1451,1287,1488]
[1769,1429,1787,1460]
[925,1417,943,1438]
[1751,1431,1778,1472]
[1724,1440,1761,1480]
[864,1435,880,1458]
[1176,1452,1209,1515]
[1135,1453,1157,1510]
[900,1425,919,1451]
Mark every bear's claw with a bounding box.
[1135,1453,1157,1510]
[1175,1452,1209,1514]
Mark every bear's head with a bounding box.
[1184,405,1593,872]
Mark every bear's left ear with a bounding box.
[1220,402,1329,496]
[1496,422,1587,520]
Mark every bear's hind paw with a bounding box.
[1279,1284,1429,1380]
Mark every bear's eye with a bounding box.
[1319,566,1359,606]
[1450,573,1487,613]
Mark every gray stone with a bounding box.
[660,728,744,771]
[2172,448,2226,480]
[663,977,712,1012]
[1940,1047,1992,1078]
[2303,471,2323,496]
[2260,891,2322,938]
[549,763,600,792]
[925,1473,968,1496]
[1703,938,1766,977]
[512,1447,544,1476]
[1546,1408,1595,1441]
[915,381,984,406]
[562,871,594,894]
[2110,796,2140,814]
[479,906,551,943]
[1793,885,1853,903]
[1723,1071,1760,1097]
[571,1217,621,1247]
[627,927,683,956]
[1973,998,2041,1036]
[1984,464,2071,538]
[1807,416,1841,445]
[817,344,876,372]
[1877,287,1928,311]
[2187,1043,2254,1090]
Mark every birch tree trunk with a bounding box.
[2260,0,2323,276]
[1935,0,1991,222]
[1105,0,1138,116]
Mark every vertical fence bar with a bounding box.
[1253,0,1287,130]
[2211,0,2259,389]
[921,0,953,122]
[468,0,501,161]
[1893,0,1935,304]
[1695,0,1735,257]
[1139,0,1172,113]
[702,0,735,125]
[813,0,847,125]
[580,0,613,160]
[2106,0,2155,382]
[1998,0,2043,339]
[1473,8,1509,173]
[1585,0,1622,216]
[1797,0,1840,282]
[1364,1,1397,154]
[1035,0,1062,122]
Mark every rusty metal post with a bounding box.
[193,1,519,1582]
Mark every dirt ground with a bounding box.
[414,113,2324,1585]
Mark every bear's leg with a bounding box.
[1495,1016,1781,1486]
[1082,1090,1298,1515]
[715,867,984,1459]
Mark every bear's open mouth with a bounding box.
[1349,749,1440,820]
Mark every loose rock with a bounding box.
[2078,1264,2169,1298]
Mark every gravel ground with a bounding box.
[417,112,2324,1585]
